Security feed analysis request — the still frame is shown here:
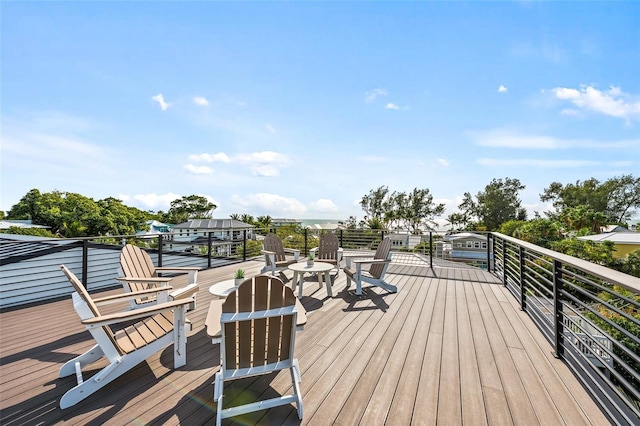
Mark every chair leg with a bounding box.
[291,359,303,420]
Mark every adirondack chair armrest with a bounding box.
[352,258,391,265]
[92,287,174,305]
[283,248,300,260]
[81,297,194,327]
[116,276,173,284]
[170,283,199,300]
[343,253,373,268]
[155,267,201,272]
[155,267,199,284]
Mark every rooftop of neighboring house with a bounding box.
[444,232,486,241]
[0,220,50,230]
[578,231,640,244]
[172,219,255,230]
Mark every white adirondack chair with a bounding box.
[117,244,199,310]
[260,233,300,276]
[213,275,303,424]
[58,264,193,409]
[343,237,396,296]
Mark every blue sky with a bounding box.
[2,1,639,223]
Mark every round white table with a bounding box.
[288,261,334,298]
[208,279,239,298]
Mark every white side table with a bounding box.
[288,262,334,298]
[208,279,239,298]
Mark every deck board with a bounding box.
[0,258,611,425]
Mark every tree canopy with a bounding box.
[458,177,527,231]
[163,195,217,224]
[359,186,445,233]
[541,175,640,224]
[6,189,154,237]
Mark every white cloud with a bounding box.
[309,199,339,213]
[186,150,290,177]
[551,85,640,122]
[560,108,579,116]
[251,165,280,177]
[470,129,638,150]
[193,96,209,107]
[498,85,508,93]
[238,151,290,165]
[120,192,217,211]
[188,152,231,163]
[184,164,213,174]
[122,192,182,210]
[477,158,598,168]
[151,93,170,111]
[231,193,307,216]
[365,88,387,103]
[437,158,449,167]
[265,124,276,134]
[385,103,400,110]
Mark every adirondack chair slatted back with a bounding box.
[369,237,392,279]
[60,264,174,355]
[317,233,339,261]
[60,265,121,352]
[120,245,157,292]
[263,234,287,265]
[221,275,297,370]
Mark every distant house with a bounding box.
[436,232,491,268]
[171,219,255,256]
[600,225,630,233]
[577,232,640,258]
[136,220,172,238]
[388,233,422,250]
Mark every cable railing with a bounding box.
[490,232,640,425]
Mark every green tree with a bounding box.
[164,195,216,224]
[360,186,444,232]
[0,226,57,238]
[459,177,527,231]
[360,186,391,227]
[498,219,526,237]
[541,175,640,224]
[394,188,445,233]
[515,218,563,249]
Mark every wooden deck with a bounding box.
[0,257,610,425]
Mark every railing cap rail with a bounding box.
[491,232,640,294]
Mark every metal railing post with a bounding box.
[339,229,344,247]
[82,239,89,288]
[207,232,212,268]
[487,233,492,272]
[553,259,564,359]
[519,246,526,311]
[304,228,308,256]
[158,234,163,267]
[429,231,433,269]
[502,239,507,286]
[243,230,247,261]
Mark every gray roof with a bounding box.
[172,219,254,229]
[577,232,640,244]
